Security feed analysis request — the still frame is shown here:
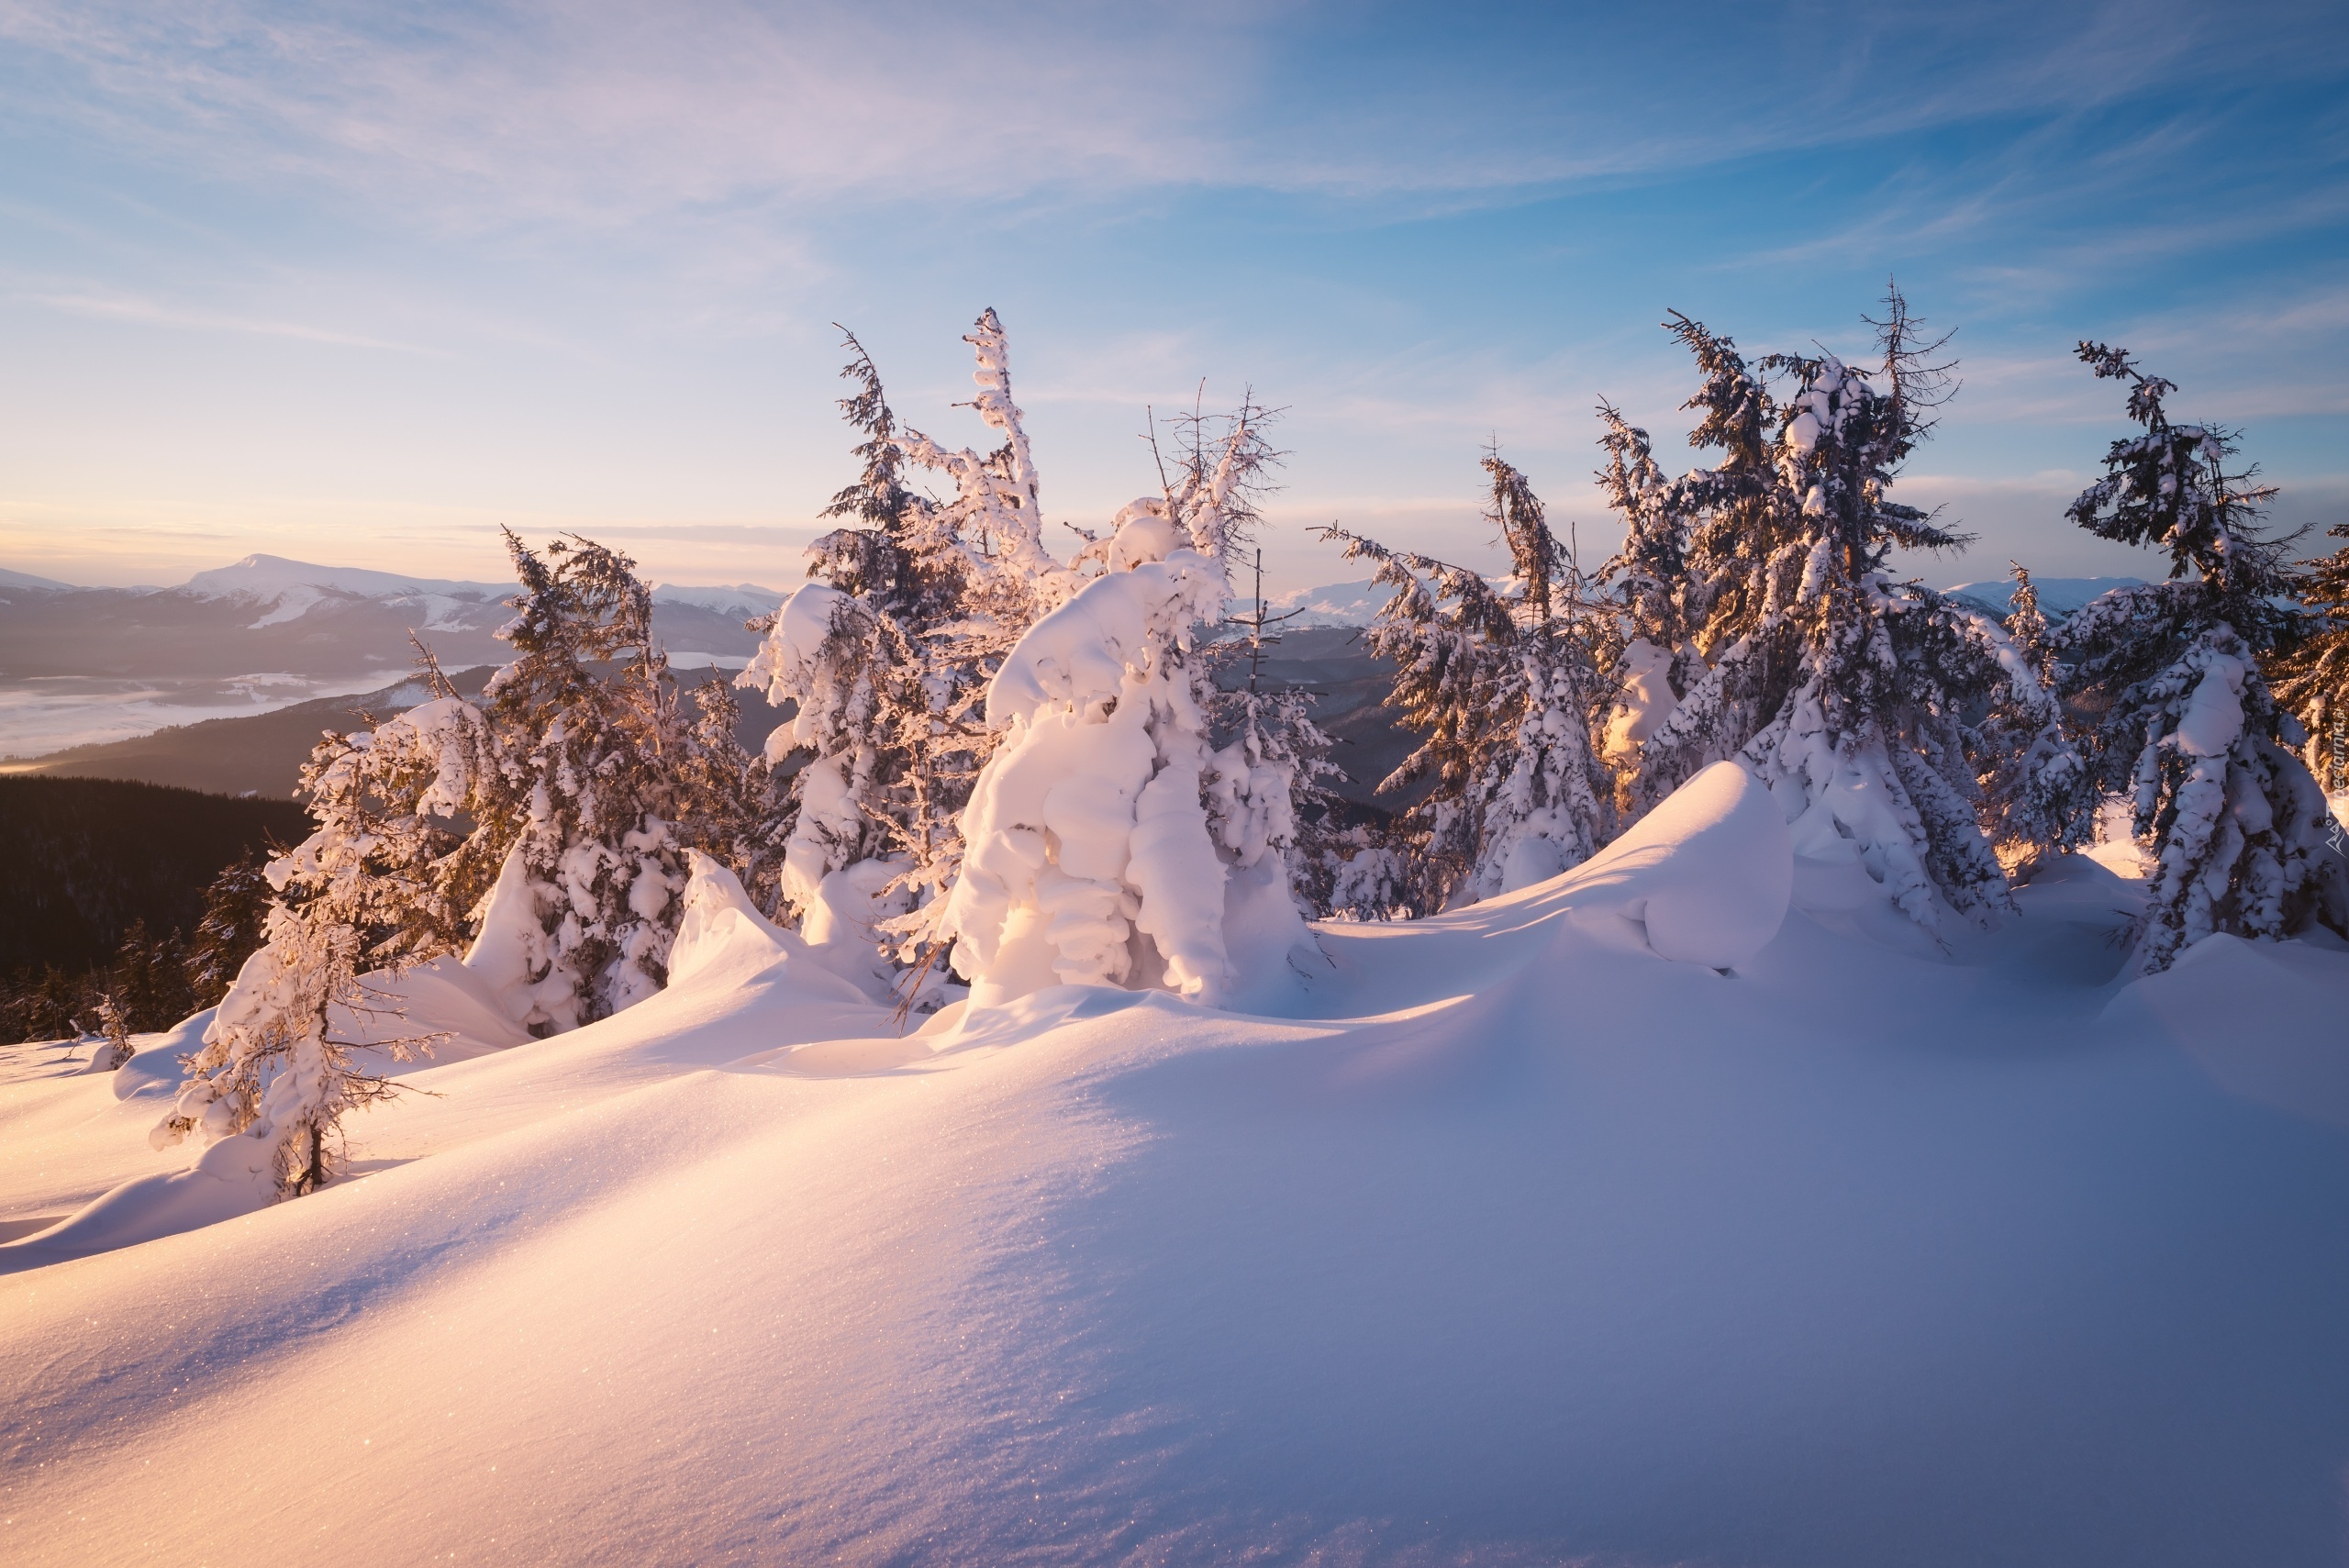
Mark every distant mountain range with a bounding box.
[1,553,786,681]
[1264,579,1388,628]
[1943,576,2143,619]
[0,555,792,754]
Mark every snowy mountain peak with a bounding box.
[1263,579,1386,628]
[181,554,505,603]
[1943,575,2143,619]
[649,583,788,618]
[0,566,77,591]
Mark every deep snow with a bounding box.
[4,773,2349,1566]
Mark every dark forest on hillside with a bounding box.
[0,776,301,1040]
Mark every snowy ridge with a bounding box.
[649,581,787,617]
[6,762,2347,1562]
[1943,574,2143,618]
[0,566,77,591]
[1262,577,1387,627]
[174,554,785,628]
[181,553,509,603]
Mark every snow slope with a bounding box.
[4,769,2349,1565]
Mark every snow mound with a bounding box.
[666,850,872,1005]
[1554,759,1792,968]
[0,956,531,1273]
[2105,932,2349,1124]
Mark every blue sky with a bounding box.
[1,0,2343,593]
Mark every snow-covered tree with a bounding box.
[150,534,793,1191]
[278,686,506,971]
[746,312,1308,1007]
[1323,454,1618,910]
[187,853,276,1005]
[1973,565,2095,876]
[735,580,947,998]
[2054,343,2344,971]
[1597,290,2048,930]
[462,532,699,1030]
[1159,393,1282,567]
[944,501,1312,1001]
[889,309,1083,638]
[807,327,960,627]
[741,317,1060,994]
[151,890,427,1197]
[2270,522,2349,794]
[941,542,1215,996]
[1306,828,1417,922]
[1594,401,1698,797]
[943,385,1303,999]
[90,994,132,1073]
[1219,658,1351,929]
[150,665,503,1192]
[668,675,792,913]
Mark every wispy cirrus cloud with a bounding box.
[0,0,1264,227]
[22,284,436,351]
[6,0,2343,230]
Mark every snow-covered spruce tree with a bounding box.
[668,675,792,912]
[741,311,1316,1006]
[938,532,1252,1002]
[1598,312,1783,812]
[1974,564,2096,876]
[1209,550,1353,926]
[740,316,1062,994]
[1320,453,1618,910]
[737,578,947,997]
[90,994,132,1073]
[748,315,1309,1008]
[1598,290,2060,929]
[1594,400,1698,794]
[464,531,697,1030]
[889,308,1082,642]
[2270,522,2349,793]
[1162,399,1331,938]
[806,327,962,628]
[925,395,1310,1006]
[2054,343,2344,971]
[152,664,503,1193]
[187,852,276,1006]
[151,893,426,1196]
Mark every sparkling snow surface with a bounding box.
[5,791,2349,1564]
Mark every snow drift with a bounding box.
[1553,758,1791,968]
[3,770,2348,1567]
